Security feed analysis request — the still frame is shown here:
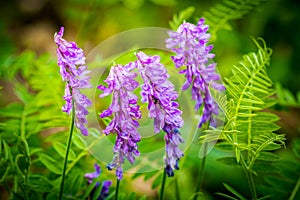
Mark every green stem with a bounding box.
[289,176,300,200]
[193,142,207,200]
[115,179,120,200]
[175,178,181,200]
[58,99,75,200]
[66,150,86,175]
[247,171,257,200]
[159,169,167,200]
[66,135,105,174]
[21,105,26,139]
[241,156,257,200]
[14,176,18,193]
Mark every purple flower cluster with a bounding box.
[166,18,225,128]
[135,51,184,177]
[54,27,92,136]
[84,163,112,200]
[98,64,141,180]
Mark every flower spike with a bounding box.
[54,27,92,136]
[166,18,225,128]
[98,64,141,180]
[135,51,184,177]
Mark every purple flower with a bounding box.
[84,163,101,184]
[98,64,141,180]
[166,18,225,128]
[135,51,184,177]
[54,27,92,136]
[84,163,112,200]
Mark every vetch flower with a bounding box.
[166,18,225,128]
[84,163,112,200]
[135,51,184,177]
[98,64,141,180]
[54,27,92,136]
[84,163,101,184]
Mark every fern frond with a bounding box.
[203,0,266,40]
[0,52,68,139]
[210,38,285,170]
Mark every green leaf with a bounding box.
[143,171,158,181]
[126,192,137,200]
[222,183,247,200]
[0,166,11,183]
[252,162,281,173]
[204,0,267,40]
[66,169,84,195]
[82,178,99,199]
[53,142,76,161]
[169,6,195,30]
[38,153,62,174]
[256,152,280,162]
[215,192,239,200]
[46,192,58,200]
[0,102,23,118]
[138,195,147,200]
[263,143,283,151]
[251,112,280,123]
[257,195,272,200]
[152,173,163,189]
[14,81,34,103]
[292,139,300,159]
[3,140,13,165]
[15,154,30,176]
[216,157,238,166]
[73,132,87,150]
[92,182,103,200]
[28,174,54,192]
[264,176,293,190]
[89,128,102,138]
[29,147,43,156]
[101,117,112,127]
[17,137,30,157]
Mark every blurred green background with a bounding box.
[1,0,300,141]
[1,0,300,93]
[0,0,300,92]
[1,0,300,199]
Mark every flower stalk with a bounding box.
[58,95,75,200]
[159,168,167,200]
[115,179,120,200]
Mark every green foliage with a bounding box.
[200,38,286,199]
[0,51,110,199]
[203,0,266,40]
[276,82,300,108]
[256,138,300,200]
[169,6,195,30]
[216,183,247,200]
[1,1,299,199]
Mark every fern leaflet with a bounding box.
[203,0,266,40]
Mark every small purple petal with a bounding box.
[135,51,184,176]
[54,27,92,136]
[98,64,141,180]
[84,163,101,180]
[165,18,226,128]
[84,164,112,200]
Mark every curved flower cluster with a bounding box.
[135,51,184,177]
[166,18,225,128]
[98,64,141,180]
[54,27,92,136]
[84,163,112,200]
